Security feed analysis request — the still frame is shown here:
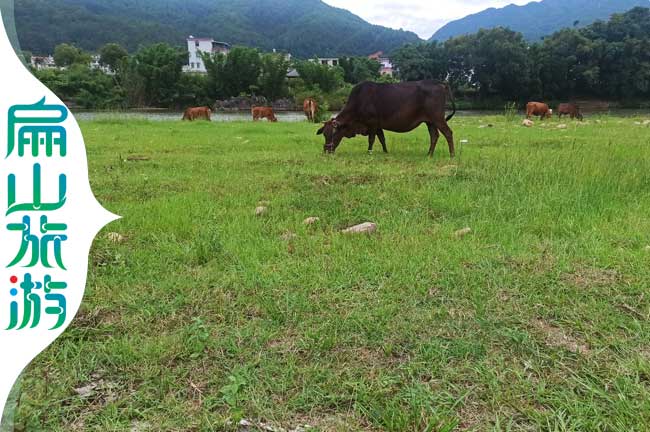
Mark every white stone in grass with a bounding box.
[643,120,650,126]
[280,231,297,241]
[255,206,268,216]
[74,383,97,398]
[303,217,320,225]
[454,227,472,238]
[107,232,126,243]
[557,124,567,129]
[342,222,377,234]
[645,245,650,252]
[522,119,534,127]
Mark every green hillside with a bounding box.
[12,0,421,57]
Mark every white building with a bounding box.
[314,57,339,67]
[184,36,231,73]
[90,54,115,75]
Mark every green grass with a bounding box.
[12,115,650,431]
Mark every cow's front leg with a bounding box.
[377,129,388,153]
[368,132,376,153]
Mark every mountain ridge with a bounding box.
[431,0,650,41]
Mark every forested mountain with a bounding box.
[12,0,421,57]
[431,0,649,41]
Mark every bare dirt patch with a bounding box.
[533,319,589,355]
[561,266,621,289]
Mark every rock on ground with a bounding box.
[303,217,320,225]
[454,227,472,238]
[522,119,534,127]
[255,206,268,216]
[342,222,377,234]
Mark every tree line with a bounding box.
[392,7,650,106]
[30,42,389,111]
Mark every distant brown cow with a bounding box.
[252,106,278,122]
[303,98,318,122]
[526,102,553,120]
[557,103,583,120]
[182,106,212,121]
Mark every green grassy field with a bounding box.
[12,115,650,431]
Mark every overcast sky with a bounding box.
[322,0,542,39]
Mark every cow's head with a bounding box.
[316,118,348,153]
[547,109,553,118]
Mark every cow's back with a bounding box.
[527,102,549,114]
[344,80,447,124]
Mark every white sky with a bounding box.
[322,0,543,39]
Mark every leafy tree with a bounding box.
[537,29,598,99]
[130,43,187,107]
[176,73,211,108]
[392,42,448,82]
[294,60,344,93]
[259,53,290,101]
[34,64,123,109]
[375,74,399,84]
[460,28,532,100]
[53,43,90,67]
[338,57,381,84]
[99,43,128,72]
[203,46,262,98]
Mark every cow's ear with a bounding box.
[316,126,325,135]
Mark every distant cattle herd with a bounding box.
[181,81,585,158]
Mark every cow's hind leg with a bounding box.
[427,123,440,157]
[368,132,376,153]
[435,120,455,158]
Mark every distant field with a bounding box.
[13,115,650,431]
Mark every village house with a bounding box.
[90,54,115,75]
[30,55,56,70]
[184,36,231,73]
[311,53,394,76]
[368,51,394,76]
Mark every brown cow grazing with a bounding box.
[303,98,318,122]
[252,106,278,122]
[182,106,212,121]
[526,102,553,120]
[317,80,456,157]
[557,103,583,120]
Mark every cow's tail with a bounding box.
[445,83,456,122]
